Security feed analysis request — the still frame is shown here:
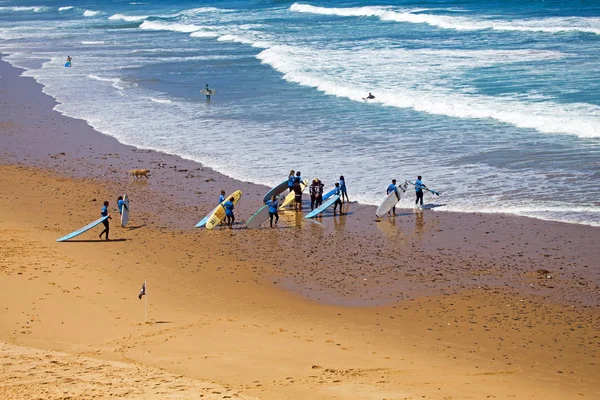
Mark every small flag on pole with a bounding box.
[138,281,146,300]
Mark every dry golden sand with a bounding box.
[0,164,598,399]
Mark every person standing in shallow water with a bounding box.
[99,201,111,240]
[414,175,427,208]
[223,197,235,229]
[266,195,279,228]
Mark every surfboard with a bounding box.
[263,180,288,203]
[195,204,220,228]
[205,190,242,230]
[305,194,341,219]
[322,188,336,202]
[279,179,308,209]
[121,194,130,227]
[200,89,216,96]
[405,180,442,196]
[64,62,71,67]
[375,182,408,218]
[56,216,109,242]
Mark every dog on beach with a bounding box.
[129,169,150,180]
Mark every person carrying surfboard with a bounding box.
[387,179,400,216]
[204,84,212,100]
[117,195,128,215]
[333,183,345,216]
[223,197,235,229]
[266,195,279,228]
[99,201,111,240]
[414,175,427,208]
[65,55,72,67]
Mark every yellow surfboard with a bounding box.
[279,179,308,209]
[205,190,242,230]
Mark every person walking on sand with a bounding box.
[218,189,226,204]
[387,179,400,216]
[293,176,303,211]
[333,182,345,216]
[339,175,349,203]
[287,170,296,193]
[99,200,111,240]
[224,196,235,229]
[117,195,128,216]
[415,175,427,208]
[266,195,279,228]
[309,179,319,211]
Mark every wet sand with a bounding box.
[1,57,599,399]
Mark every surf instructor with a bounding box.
[415,175,427,208]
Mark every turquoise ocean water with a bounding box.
[1,0,599,225]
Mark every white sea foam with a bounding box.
[217,34,271,48]
[181,7,230,16]
[190,31,220,38]
[257,45,600,138]
[81,41,105,45]
[87,74,134,90]
[139,20,202,33]
[290,3,600,35]
[83,10,101,17]
[149,97,173,104]
[0,6,49,13]
[58,6,73,11]
[109,13,148,22]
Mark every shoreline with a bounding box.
[1,56,600,399]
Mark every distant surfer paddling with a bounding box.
[362,92,375,101]
[99,201,111,240]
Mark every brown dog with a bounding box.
[129,169,150,179]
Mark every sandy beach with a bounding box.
[1,57,599,399]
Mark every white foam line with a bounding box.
[290,3,600,35]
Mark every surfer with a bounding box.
[309,179,320,210]
[339,175,349,203]
[218,190,226,204]
[414,175,427,208]
[99,201,111,240]
[333,183,345,216]
[117,195,128,216]
[266,195,279,228]
[293,177,303,211]
[204,84,212,100]
[363,92,375,100]
[287,170,296,193]
[66,55,72,67]
[387,179,400,216]
[316,179,324,207]
[224,196,235,229]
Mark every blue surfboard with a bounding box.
[64,62,71,67]
[262,180,288,203]
[56,216,109,242]
[305,194,341,219]
[195,205,220,228]
[405,180,442,196]
[322,188,336,201]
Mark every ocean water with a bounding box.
[1,0,599,226]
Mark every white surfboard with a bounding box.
[375,182,408,217]
[121,194,130,227]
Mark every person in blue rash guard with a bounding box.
[117,195,128,216]
[414,175,427,208]
[387,179,400,216]
[339,175,349,203]
[287,170,295,193]
[218,190,226,204]
[266,195,279,228]
[332,182,345,216]
[223,197,235,229]
[99,200,111,240]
